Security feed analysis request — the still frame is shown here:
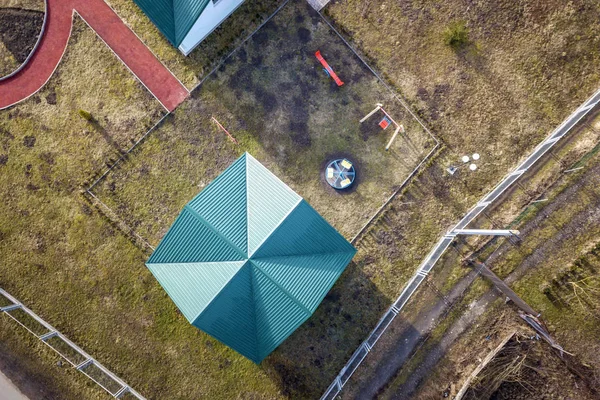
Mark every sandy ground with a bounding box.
[0,371,28,400]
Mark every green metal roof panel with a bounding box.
[252,200,356,259]
[246,153,301,256]
[147,261,246,322]
[132,0,211,46]
[188,155,248,254]
[132,0,175,43]
[252,253,355,313]
[147,209,245,264]
[173,0,212,45]
[251,265,311,362]
[147,153,356,363]
[193,262,259,362]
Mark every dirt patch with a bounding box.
[290,121,311,147]
[22,135,35,147]
[45,89,57,105]
[0,7,43,65]
[1,0,45,12]
[253,87,278,112]
[297,27,312,43]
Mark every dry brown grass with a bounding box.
[325,0,600,191]
[0,0,44,12]
[0,40,18,76]
[0,17,288,400]
[105,0,286,88]
[3,0,600,398]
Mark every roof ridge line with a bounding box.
[245,153,302,200]
[252,250,356,261]
[183,204,247,259]
[189,260,249,324]
[249,260,261,363]
[248,197,303,257]
[249,260,312,317]
[146,260,249,266]
[246,153,250,265]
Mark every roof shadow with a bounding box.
[262,260,389,398]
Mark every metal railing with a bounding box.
[0,288,146,399]
[321,86,600,399]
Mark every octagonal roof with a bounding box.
[146,153,356,363]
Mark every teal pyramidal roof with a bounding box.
[132,0,211,46]
[146,153,356,363]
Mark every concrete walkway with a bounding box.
[0,0,188,112]
[0,371,28,400]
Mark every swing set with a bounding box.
[360,103,405,150]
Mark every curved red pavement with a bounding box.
[0,0,188,112]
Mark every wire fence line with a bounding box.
[351,143,440,244]
[86,190,156,251]
[87,0,441,253]
[87,112,171,192]
[321,87,600,399]
[0,288,146,399]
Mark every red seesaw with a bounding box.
[315,50,344,87]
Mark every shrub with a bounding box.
[78,109,94,121]
[443,21,469,50]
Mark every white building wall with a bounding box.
[178,0,246,56]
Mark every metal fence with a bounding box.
[321,86,600,399]
[0,288,146,399]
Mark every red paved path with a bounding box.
[0,0,188,112]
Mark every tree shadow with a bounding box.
[262,261,390,398]
[89,118,124,154]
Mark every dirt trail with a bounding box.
[385,156,600,399]
[355,271,478,399]
[390,289,498,400]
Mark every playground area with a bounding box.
[0,0,437,398]
[91,0,436,248]
[3,0,600,398]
